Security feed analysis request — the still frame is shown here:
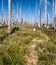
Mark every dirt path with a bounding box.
[25,44,38,65]
[25,30,49,65]
[38,30,49,41]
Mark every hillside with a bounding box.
[0,24,56,65]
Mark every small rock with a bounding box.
[33,28,36,32]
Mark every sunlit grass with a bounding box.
[0,24,56,65]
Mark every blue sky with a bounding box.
[0,0,53,23]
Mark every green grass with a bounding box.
[35,28,56,65]
[0,24,56,65]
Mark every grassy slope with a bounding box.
[0,24,56,65]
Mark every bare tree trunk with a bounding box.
[2,0,3,23]
[8,0,11,33]
[52,0,55,27]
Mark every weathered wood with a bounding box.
[8,0,11,33]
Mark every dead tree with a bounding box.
[8,0,11,33]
